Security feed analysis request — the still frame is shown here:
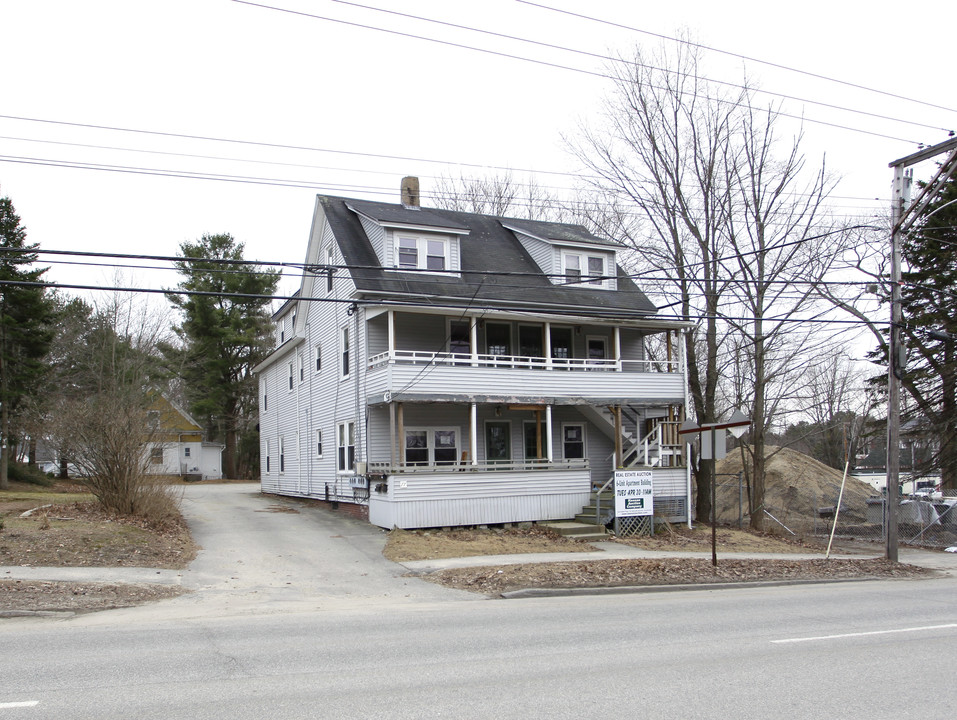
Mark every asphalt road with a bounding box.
[2,577,956,718]
[1,484,955,718]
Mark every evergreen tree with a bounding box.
[899,174,957,489]
[164,234,278,478]
[0,194,54,489]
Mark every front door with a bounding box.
[485,421,511,464]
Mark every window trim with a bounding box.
[316,429,323,459]
[337,420,356,474]
[287,361,294,392]
[562,423,586,460]
[264,439,271,473]
[279,437,285,473]
[340,326,351,379]
[391,232,452,274]
[314,342,322,373]
[561,251,608,288]
[586,335,608,361]
[403,426,461,466]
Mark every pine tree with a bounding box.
[899,174,957,489]
[0,195,54,489]
[164,234,279,479]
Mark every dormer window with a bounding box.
[394,234,448,272]
[562,251,607,288]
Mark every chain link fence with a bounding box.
[711,471,957,551]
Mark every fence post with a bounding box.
[738,472,744,528]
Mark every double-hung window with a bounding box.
[287,361,294,391]
[340,326,350,378]
[395,234,448,272]
[337,421,355,472]
[316,429,323,458]
[279,437,285,473]
[264,439,271,473]
[562,252,607,288]
[404,427,459,465]
[562,424,585,460]
[314,343,322,372]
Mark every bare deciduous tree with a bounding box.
[570,39,841,528]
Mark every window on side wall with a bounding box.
[340,326,350,378]
[298,353,305,383]
[279,438,285,473]
[264,440,271,473]
[326,247,334,293]
[150,447,164,465]
[287,361,294,391]
[337,421,355,472]
[316,429,323,458]
[315,343,322,372]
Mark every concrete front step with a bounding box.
[540,521,608,541]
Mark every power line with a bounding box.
[318,0,951,135]
[232,1,923,145]
[0,277,882,327]
[516,0,957,115]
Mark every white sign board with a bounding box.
[614,469,654,518]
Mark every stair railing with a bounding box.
[594,475,616,525]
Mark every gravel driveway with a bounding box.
[154,483,474,619]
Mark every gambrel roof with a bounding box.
[316,195,659,318]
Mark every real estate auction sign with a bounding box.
[614,469,654,518]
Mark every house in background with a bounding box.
[255,178,691,529]
[145,394,224,481]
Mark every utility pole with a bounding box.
[886,137,957,562]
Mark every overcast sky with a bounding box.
[2,0,954,302]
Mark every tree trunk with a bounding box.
[0,334,8,491]
[749,314,767,532]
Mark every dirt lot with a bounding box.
[1,482,195,614]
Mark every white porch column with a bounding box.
[470,317,479,367]
[614,326,621,371]
[387,309,395,358]
[545,404,553,461]
[470,402,478,465]
[544,321,552,369]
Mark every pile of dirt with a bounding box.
[715,446,876,531]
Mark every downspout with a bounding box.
[296,352,302,494]
[681,328,692,528]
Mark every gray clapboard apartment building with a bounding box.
[255,180,691,529]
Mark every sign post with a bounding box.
[679,411,751,566]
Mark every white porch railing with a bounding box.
[368,458,589,474]
[367,349,680,373]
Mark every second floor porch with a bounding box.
[363,308,687,404]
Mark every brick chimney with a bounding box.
[401,176,420,208]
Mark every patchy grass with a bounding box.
[383,526,596,562]
[612,523,831,554]
[0,483,196,569]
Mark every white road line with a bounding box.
[773,623,957,644]
[0,701,39,709]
